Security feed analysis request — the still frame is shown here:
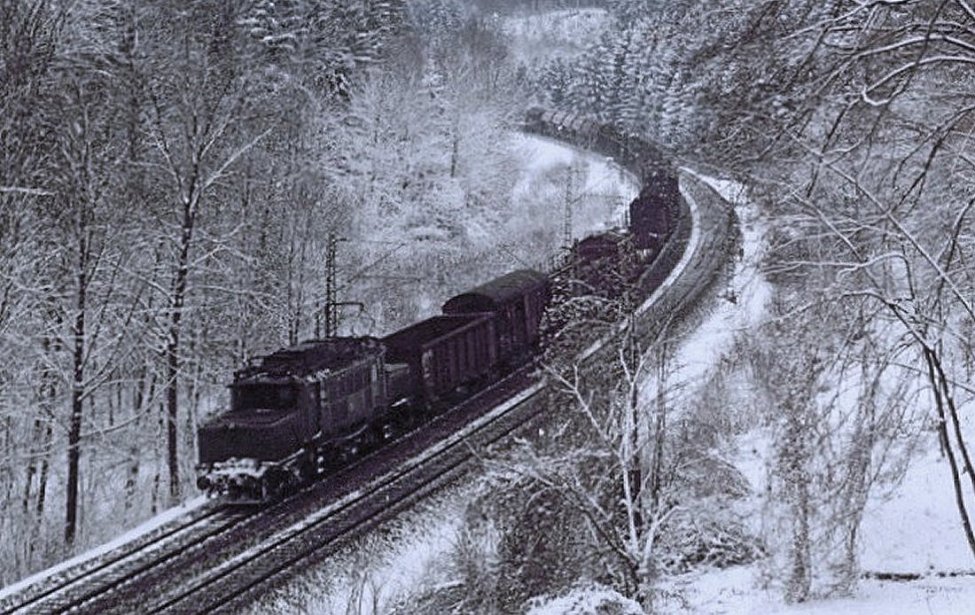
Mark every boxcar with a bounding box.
[630,168,679,250]
[442,269,549,366]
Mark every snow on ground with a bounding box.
[859,448,972,574]
[0,496,207,601]
[245,485,469,615]
[647,175,975,613]
[661,565,975,615]
[638,173,771,401]
[526,584,643,615]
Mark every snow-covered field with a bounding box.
[672,443,975,614]
[661,566,975,615]
[649,176,770,390]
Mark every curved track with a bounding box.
[0,122,736,615]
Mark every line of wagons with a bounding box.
[523,107,681,295]
[196,109,684,503]
[197,271,550,502]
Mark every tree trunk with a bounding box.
[22,419,40,515]
[125,367,152,512]
[166,199,194,502]
[65,253,87,545]
[37,329,58,520]
[783,393,812,603]
[37,421,51,517]
[924,348,975,558]
[788,474,812,602]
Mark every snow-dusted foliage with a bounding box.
[741,302,924,600]
[0,0,409,585]
[525,584,643,615]
[523,1,835,157]
[528,0,975,605]
[731,2,975,596]
[400,336,765,611]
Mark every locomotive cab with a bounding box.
[196,378,315,502]
[196,337,389,503]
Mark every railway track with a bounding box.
[153,374,542,614]
[0,505,250,614]
[2,368,540,615]
[0,128,736,615]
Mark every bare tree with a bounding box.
[136,9,269,500]
[46,62,130,544]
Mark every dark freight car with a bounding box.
[569,230,646,298]
[630,168,679,250]
[382,314,498,407]
[442,269,549,365]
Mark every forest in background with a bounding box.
[6,0,975,612]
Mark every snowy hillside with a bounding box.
[501,8,611,63]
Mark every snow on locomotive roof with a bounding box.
[442,269,548,313]
[236,337,382,380]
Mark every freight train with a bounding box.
[195,109,682,503]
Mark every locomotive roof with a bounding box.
[442,269,548,312]
[235,337,382,381]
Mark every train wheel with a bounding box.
[366,426,380,448]
[299,450,317,481]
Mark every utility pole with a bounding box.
[316,233,341,339]
[325,233,338,337]
[562,163,574,252]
